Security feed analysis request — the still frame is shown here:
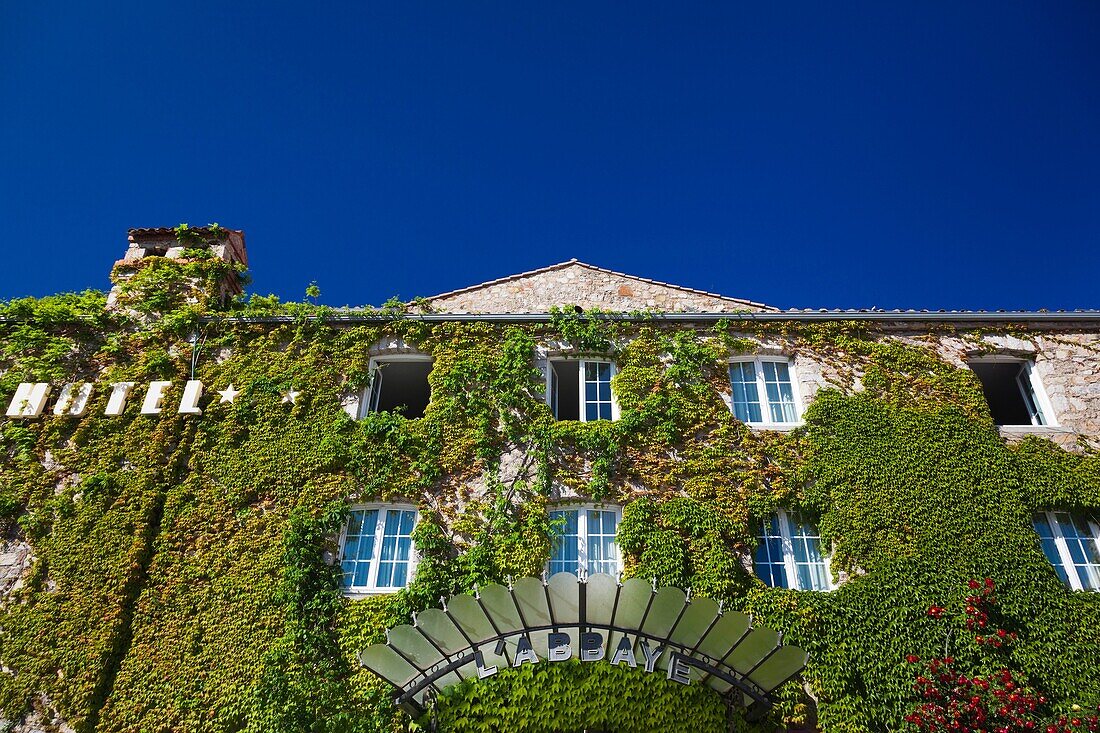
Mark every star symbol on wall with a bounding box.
[282,388,301,405]
[217,384,240,404]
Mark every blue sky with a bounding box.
[1,2,1097,310]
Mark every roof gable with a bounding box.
[422,260,775,314]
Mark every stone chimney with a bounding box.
[108,226,248,311]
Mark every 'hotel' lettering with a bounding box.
[6,383,50,417]
[5,380,210,418]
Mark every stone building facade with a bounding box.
[419,259,1100,449]
[1,228,1098,732]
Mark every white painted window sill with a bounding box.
[1003,424,1069,431]
[997,425,1073,435]
[747,422,804,432]
[341,588,405,599]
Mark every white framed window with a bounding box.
[339,505,418,595]
[968,357,1057,427]
[1033,511,1100,591]
[359,355,433,419]
[754,510,832,591]
[545,359,618,422]
[728,357,802,426]
[548,505,622,576]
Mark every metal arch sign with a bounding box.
[359,572,808,722]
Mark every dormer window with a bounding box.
[361,356,433,419]
[968,358,1055,427]
[546,359,618,422]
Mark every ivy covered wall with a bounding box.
[0,251,1097,732]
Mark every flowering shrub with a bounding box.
[905,579,1099,733]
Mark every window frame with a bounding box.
[544,358,620,422]
[1034,510,1100,591]
[358,354,434,419]
[727,356,804,428]
[967,356,1058,428]
[754,509,833,591]
[547,504,623,577]
[338,504,419,597]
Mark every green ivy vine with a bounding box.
[0,253,1096,733]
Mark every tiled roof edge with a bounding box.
[190,310,1100,325]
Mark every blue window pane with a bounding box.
[550,510,581,575]
[1033,513,1054,538]
[757,512,830,591]
[353,562,370,587]
[1032,511,1100,590]
[762,361,797,423]
[582,362,614,422]
[378,510,415,588]
[380,536,395,562]
[376,563,392,588]
[586,363,610,381]
[729,363,763,423]
[1035,513,1071,586]
[733,398,763,423]
[1039,537,1061,566]
[1066,536,1088,564]
[795,563,813,590]
[391,563,407,588]
[756,514,787,588]
[584,510,619,575]
[805,563,828,591]
[770,565,789,588]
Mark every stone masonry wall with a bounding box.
[425,262,774,314]
[934,330,1100,449]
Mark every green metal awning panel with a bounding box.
[360,572,808,722]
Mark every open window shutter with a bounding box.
[1015,365,1045,425]
[370,366,384,413]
